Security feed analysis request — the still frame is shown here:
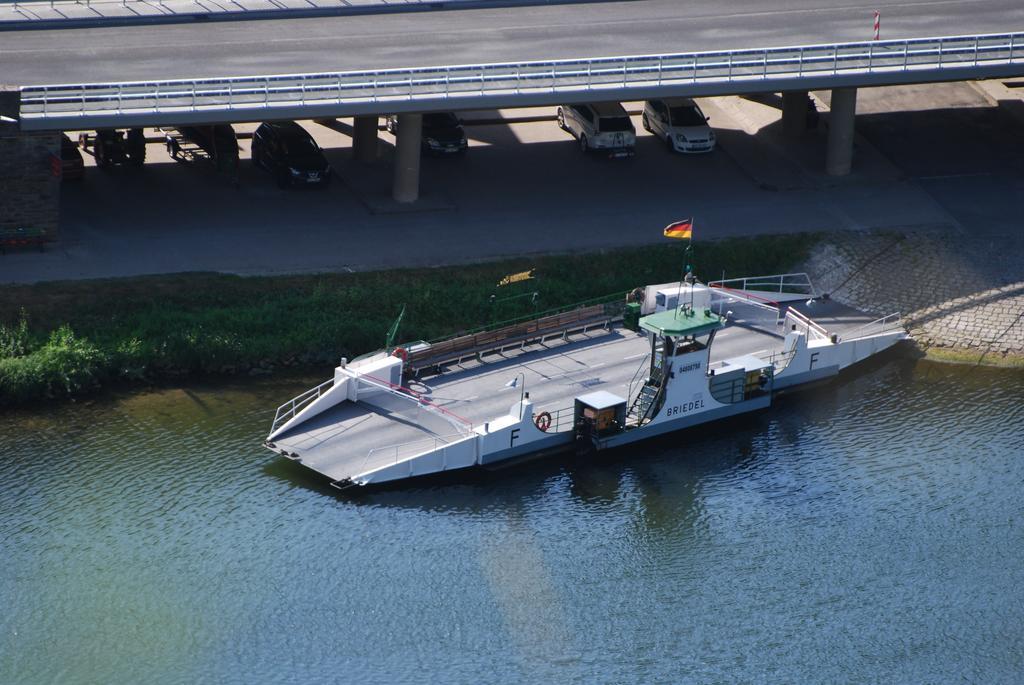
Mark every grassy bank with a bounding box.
[0,234,820,405]
[921,345,1024,368]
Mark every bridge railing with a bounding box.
[19,32,1024,121]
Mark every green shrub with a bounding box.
[0,326,108,404]
[0,310,31,359]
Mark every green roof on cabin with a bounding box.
[639,307,725,337]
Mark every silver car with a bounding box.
[557,102,636,157]
[642,98,716,153]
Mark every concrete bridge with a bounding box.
[2,0,1023,231]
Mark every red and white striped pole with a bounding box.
[873,11,880,41]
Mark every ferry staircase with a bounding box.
[626,383,661,427]
[626,349,664,428]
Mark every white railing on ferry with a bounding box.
[18,32,1024,119]
[838,312,903,342]
[357,431,471,478]
[709,272,816,297]
[626,355,651,412]
[786,307,831,341]
[754,347,798,372]
[270,377,333,435]
[540,405,575,433]
[365,433,463,467]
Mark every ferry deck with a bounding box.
[269,299,888,484]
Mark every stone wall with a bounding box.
[803,229,1024,363]
[0,86,61,239]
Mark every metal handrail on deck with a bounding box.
[709,272,816,297]
[361,432,466,473]
[838,312,903,342]
[753,347,798,372]
[538,405,575,433]
[270,377,333,435]
[786,307,831,340]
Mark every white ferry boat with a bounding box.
[264,273,907,489]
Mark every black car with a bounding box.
[386,112,468,156]
[251,121,332,188]
[82,128,146,170]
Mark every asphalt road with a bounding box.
[2,0,1023,86]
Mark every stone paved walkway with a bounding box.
[803,229,1024,362]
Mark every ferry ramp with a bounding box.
[270,391,465,482]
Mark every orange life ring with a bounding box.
[534,411,552,432]
[392,347,409,362]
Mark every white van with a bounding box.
[642,98,716,153]
[557,102,636,157]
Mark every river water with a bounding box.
[2,352,1023,684]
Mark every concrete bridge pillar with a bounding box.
[0,87,61,241]
[352,115,378,164]
[826,87,857,176]
[392,113,422,203]
[781,90,809,139]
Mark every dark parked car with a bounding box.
[60,134,84,180]
[80,128,146,169]
[172,125,239,175]
[386,112,467,155]
[251,121,331,188]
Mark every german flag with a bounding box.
[663,219,693,240]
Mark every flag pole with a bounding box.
[675,229,695,318]
[687,227,695,313]
[664,218,694,318]
[675,254,684,319]
[679,240,694,315]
